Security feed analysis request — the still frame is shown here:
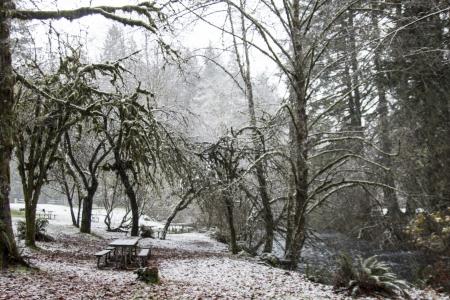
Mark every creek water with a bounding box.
[273,231,442,283]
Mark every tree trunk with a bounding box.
[80,197,92,233]
[160,217,173,241]
[229,1,274,253]
[371,7,402,218]
[161,208,178,241]
[284,116,296,257]
[80,186,97,234]
[224,193,238,254]
[77,195,82,227]
[258,171,274,252]
[61,164,79,227]
[21,185,38,247]
[124,184,139,236]
[283,0,309,268]
[68,196,78,227]
[114,155,139,236]
[161,194,191,240]
[0,0,21,267]
[348,10,362,132]
[24,200,37,247]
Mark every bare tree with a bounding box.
[227,0,275,253]
[65,130,112,234]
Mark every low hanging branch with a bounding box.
[8,2,180,59]
[306,179,407,214]
[308,153,391,186]
[10,2,161,33]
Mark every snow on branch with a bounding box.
[311,136,400,157]
[306,179,404,214]
[10,2,161,33]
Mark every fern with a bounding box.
[334,254,410,298]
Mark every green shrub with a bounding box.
[305,263,332,284]
[209,230,228,244]
[140,225,154,238]
[405,208,450,254]
[333,254,410,298]
[333,253,355,288]
[17,218,54,242]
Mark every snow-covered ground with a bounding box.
[2,204,449,299]
[10,203,163,229]
[156,257,339,299]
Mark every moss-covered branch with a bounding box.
[10,2,162,33]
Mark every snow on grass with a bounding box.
[140,232,228,254]
[10,203,164,230]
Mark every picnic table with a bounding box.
[108,238,140,269]
[91,214,100,223]
[95,237,152,269]
[37,210,56,220]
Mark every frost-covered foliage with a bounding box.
[405,209,450,254]
[333,254,410,298]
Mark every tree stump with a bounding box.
[135,267,159,284]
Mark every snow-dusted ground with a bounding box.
[157,257,339,299]
[2,204,449,299]
[141,232,228,253]
[10,203,164,229]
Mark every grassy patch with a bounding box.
[11,209,25,218]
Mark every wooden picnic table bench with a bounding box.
[37,212,56,220]
[108,238,140,269]
[137,247,151,267]
[94,238,154,269]
[95,249,112,268]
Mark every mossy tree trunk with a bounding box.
[24,191,40,247]
[113,154,140,236]
[15,96,68,247]
[283,0,309,268]
[0,0,20,267]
